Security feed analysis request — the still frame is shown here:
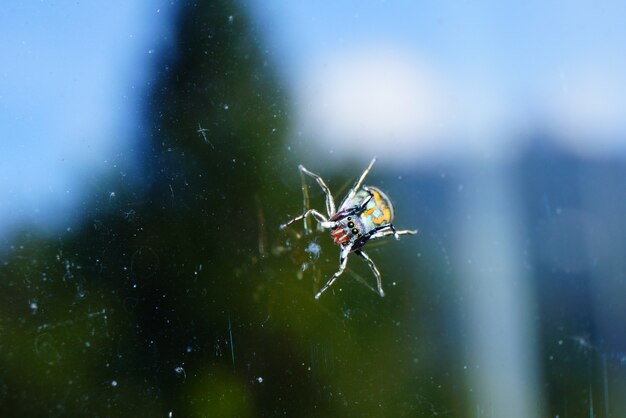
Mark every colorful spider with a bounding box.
[280,158,417,299]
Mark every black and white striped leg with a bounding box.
[299,165,336,216]
[369,226,418,241]
[342,158,377,205]
[280,209,335,230]
[332,187,375,219]
[315,246,351,299]
[299,167,312,234]
[355,250,385,297]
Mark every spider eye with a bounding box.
[351,228,359,235]
[347,217,352,221]
[347,221,354,228]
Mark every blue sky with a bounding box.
[251,0,626,86]
[249,0,626,162]
[0,1,175,238]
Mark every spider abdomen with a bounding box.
[357,186,394,229]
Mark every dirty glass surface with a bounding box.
[2,1,626,417]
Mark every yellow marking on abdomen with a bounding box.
[362,190,381,217]
[362,190,392,225]
[372,206,391,224]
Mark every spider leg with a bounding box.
[315,246,351,299]
[299,165,336,216]
[332,187,375,219]
[368,224,418,241]
[394,229,418,236]
[299,166,312,234]
[355,250,385,297]
[342,157,376,206]
[280,209,335,230]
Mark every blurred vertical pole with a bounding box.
[453,162,544,417]
[580,164,626,416]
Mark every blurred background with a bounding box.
[1,0,626,416]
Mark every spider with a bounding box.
[280,158,417,299]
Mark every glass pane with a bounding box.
[2,1,626,416]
